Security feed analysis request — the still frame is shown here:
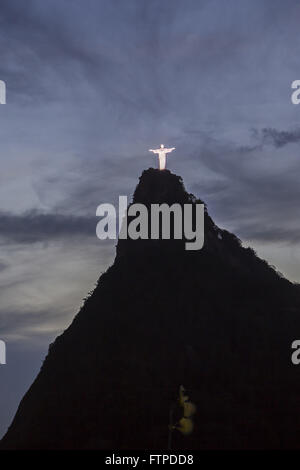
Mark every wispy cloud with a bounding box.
[0,211,97,244]
[260,128,300,148]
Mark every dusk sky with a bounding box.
[1,0,300,438]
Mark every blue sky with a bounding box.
[1,0,300,438]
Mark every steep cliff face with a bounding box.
[1,168,300,450]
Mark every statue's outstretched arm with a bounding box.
[165,147,176,152]
[149,149,158,153]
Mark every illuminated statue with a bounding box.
[149,144,176,170]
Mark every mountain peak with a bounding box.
[1,169,300,450]
[133,168,191,206]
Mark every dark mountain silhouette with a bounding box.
[2,168,300,449]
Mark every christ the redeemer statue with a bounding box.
[149,144,176,170]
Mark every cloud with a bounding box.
[0,211,97,244]
[0,307,64,340]
[233,224,300,245]
[0,236,115,344]
[0,262,8,272]
[254,128,300,148]
[182,130,300,249]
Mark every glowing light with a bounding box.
[149,144,175,170]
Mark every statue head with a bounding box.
[160,144,164,148]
